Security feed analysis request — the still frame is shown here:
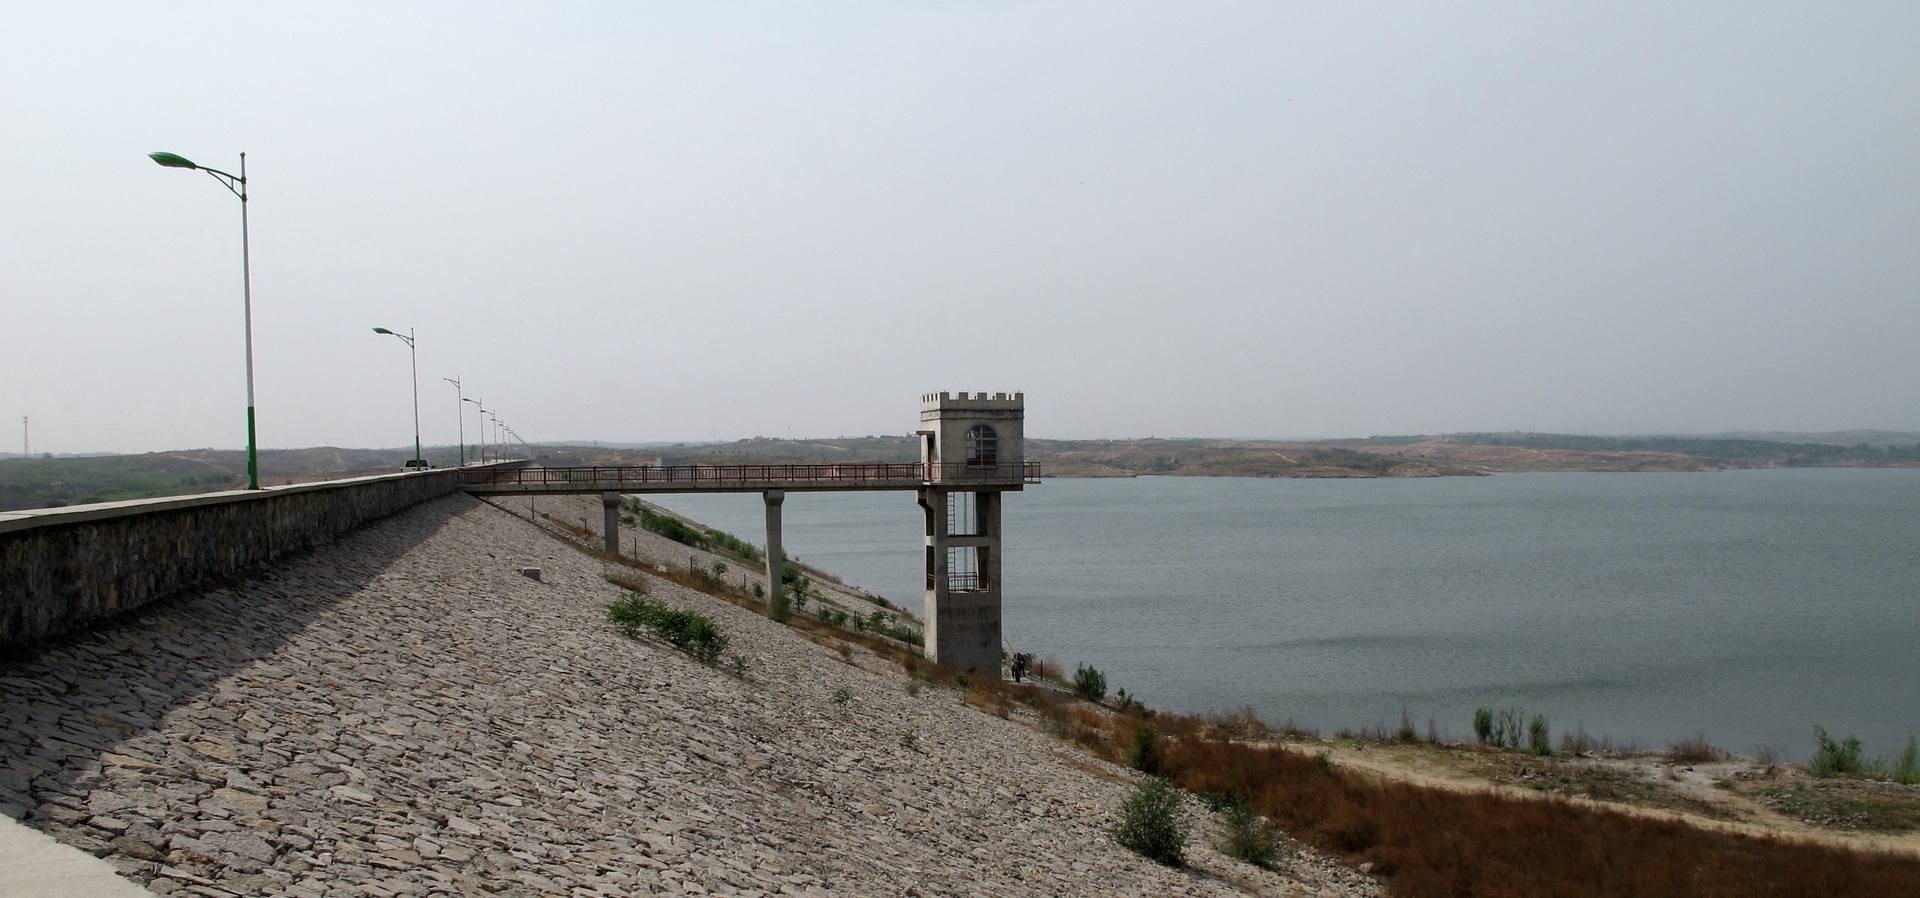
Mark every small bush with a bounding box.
[1669,733,1720,765]
[1528,714,1552,756]
[1113,777,1186,867]
[1396,709,1418,743]
[900,729,919,750]
[631,504,709,549]
[831,687,851,706]
[606,592,729,663]
[1128,725,1162,774]
[1074,663,1108,702]
[1810,725,1863,777]
[1219,798,1279,869]
[1473,707,1494,745]
[1893,735,1918,785]
[1495,708,1524,750]
[705,526,760,562]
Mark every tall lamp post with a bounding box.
[150,150,259,489]
[464,398,487,463]
[372,327,424,469]
[443,376,465,467]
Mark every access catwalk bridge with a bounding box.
[458,462,1040,495]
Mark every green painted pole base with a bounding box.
[246,405,259,490]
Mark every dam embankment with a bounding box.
[0,464,526,651]
[0,493,1375,897]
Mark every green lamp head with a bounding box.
[148,152,198,170]
[372,327,394,335]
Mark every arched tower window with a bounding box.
[965,425,998,465]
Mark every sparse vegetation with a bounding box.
[605,590,729,663]
[1811,725,1864,777]
[1527,714,1551,756]
[1218,796,1280,869]
[1112,777,1186,867]
[1127,724,1162,774]
[1073,663,1107,702]
[1668,733,1721,765]
[1894,735,1918,786]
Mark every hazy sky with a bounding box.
[4,2,1915,454]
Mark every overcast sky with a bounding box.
[3,2,1915,454]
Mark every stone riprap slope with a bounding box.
[0,495,1375,897]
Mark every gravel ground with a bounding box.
[0,494,1378,897]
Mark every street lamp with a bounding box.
[150,150,260,489]
[443,376,465,467]
[463,397,488,463]
[372,327,424,469]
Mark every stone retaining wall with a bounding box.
[0,467,496,649]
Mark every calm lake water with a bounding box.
[652,469,1920,761]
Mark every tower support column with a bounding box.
[601,492,622,557]
[921,487,1004,678]
[763,490,785,616]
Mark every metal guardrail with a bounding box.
[929,571,990,592]
[457,461,1040,490]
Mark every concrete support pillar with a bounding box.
[601,493,622,558]
[920,488,1004,679]
[918,487,944,660]
[763,490,785,616]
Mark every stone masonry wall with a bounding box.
[0,469,468,649]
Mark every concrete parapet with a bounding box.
[921,391,1025,410]
[0,463,522,650]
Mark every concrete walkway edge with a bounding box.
[0,814,150,898]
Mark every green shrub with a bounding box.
[1074,663,1108,702]
[631,504,709,549]
[1894,735,1919,786]
[1528,714,1552,756]
[606,592,729,663]
[1473,707,1494,746]
[1810,725,1863,777]
[1219,798,1279,869]
[705,526,760,562]
[1128,725,1162,774]
[831,687,851,706]
[1113,777,1186,867]
[1495,708,1524,750]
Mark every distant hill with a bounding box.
[9,429,1914,511]
[1676,430,1920,449]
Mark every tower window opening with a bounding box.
[965,425,998,466]
[946,492,977,535]
[947,546,985,592]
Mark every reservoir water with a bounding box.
[651,469,1920,762]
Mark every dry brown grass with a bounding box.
[1051,708,1920,898]
[1668,733,1724,765]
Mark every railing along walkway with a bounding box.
[458,462,1040,494]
